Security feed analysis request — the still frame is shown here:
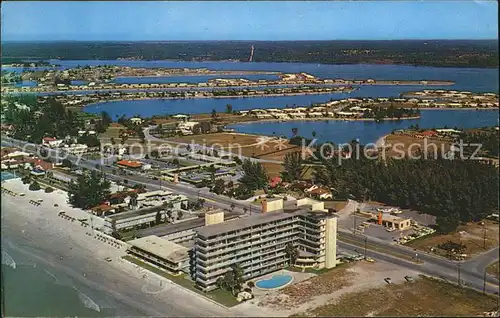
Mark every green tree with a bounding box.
[44,186,54,193]
[240,159,268,191]
[21,175,31,184]
[68,170,111,209]
[155,211,162,225]
[284,243,299,266]
[29,181,41,191]
[211,179,226,195]
[281,152,304,182]
[62,158,73,168]
[233,184,253,200]
[101,111,112,129]
[231,264,245,295]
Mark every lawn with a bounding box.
[122,255,240,307]
[405,220,499,259]
[487,261,499,279]
[303,275,499,317]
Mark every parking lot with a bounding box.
[337,202,437,244]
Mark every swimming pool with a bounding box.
[255,274,293,290]
[1,171,18,182]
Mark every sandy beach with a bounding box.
[1,178,256,317]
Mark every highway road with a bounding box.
[339,230,500,294]
[3,135,499,296]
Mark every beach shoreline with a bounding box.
[1,179,250,317]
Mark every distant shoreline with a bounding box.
[226,115,422,126]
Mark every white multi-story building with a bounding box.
[193,198,338,291]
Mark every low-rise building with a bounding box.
[117,160,143,169]
[42,137,63,148]
[127,235,190,275]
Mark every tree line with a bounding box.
[313,152,499,232]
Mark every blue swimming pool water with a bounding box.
[255,274,293,289]
[1,171,18,182]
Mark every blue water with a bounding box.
[14,80,38,87]
[84,93,347,117]
[113,74,280,84]
[1,171,18,181]
[3,60,498,92]
[255,274,293,289]
[229,109,499,144]
[82,83,493,118]
[71,80,89,86]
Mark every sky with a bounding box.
[1,1,498,41]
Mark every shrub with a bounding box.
[29,181,41,191]
[21,175,31,184]
[247,281,255,288]
[44,186,54,193]
[244,288,252,293]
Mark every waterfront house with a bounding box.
[307,112,324,118]
[130,117,144,125]
[308,187,333,200]
[255,113,273,119]
[42,137,63,148]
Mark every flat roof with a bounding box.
[381,215,411,223]
[129,235,189,263]
[137,212,240,237]
[196,208,307,238]
[108,205,163,221]
[206,209,224,215]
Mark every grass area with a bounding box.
[405,220,499,259]
[122,255,240,307]
[82,152,103,160]
[487,261,499,279]
[338,233,423,264]
[303,275,499,317]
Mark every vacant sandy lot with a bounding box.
[303,276,498,317]
[169,132,302,161]
[384,134,452,158]
[236,260,420,317]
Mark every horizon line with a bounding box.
[1,39,498,43]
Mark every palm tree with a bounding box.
[230,264,245,296]
[284,243,299,267]
[129,192,138,208]
[216,277,226,290]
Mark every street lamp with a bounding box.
[364,236,368,260]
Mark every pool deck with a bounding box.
[249,270,315,295]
